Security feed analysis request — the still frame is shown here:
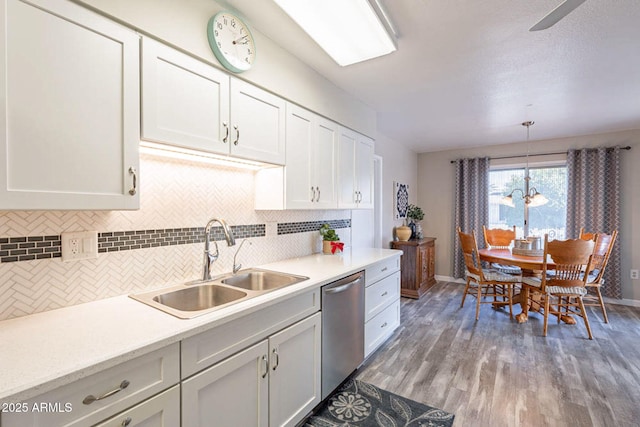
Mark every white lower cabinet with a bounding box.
[1,344,180,427]
[269,312,322,427]
[182,312,321,427]
[94,385,180,427]
[364,258,401,358]
[182,340,269,427]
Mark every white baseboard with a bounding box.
[435,275,640,306]
[604,297,640,307]
[435,275,465,284]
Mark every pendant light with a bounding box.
[500,121,549,208]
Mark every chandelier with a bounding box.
[500,121,549,208]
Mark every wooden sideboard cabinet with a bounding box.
[391,238,436,299]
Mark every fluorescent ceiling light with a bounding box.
[139,141,271,170]
[273,0,397,66]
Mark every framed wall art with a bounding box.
[394,181,409,220]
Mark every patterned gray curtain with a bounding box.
[453,157,490,278]
[566,147,621,299]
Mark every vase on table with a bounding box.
[396,223,411,241]
[408,221,416,239]
[415,222,423,239]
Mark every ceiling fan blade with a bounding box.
[529,0,587,31]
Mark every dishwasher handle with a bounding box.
[323,273,363,294]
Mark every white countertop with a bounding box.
[0,248,400,403]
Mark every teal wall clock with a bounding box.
[207,11,256,73]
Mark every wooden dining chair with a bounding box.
[582,230,618,323]
[482,225,521,275]
[522,235,596,339]
[458,228,520,321]
[579,227,597,241]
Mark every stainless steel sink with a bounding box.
[220,269,309,291]
[130,282,249,319]
[152,284,247,312]
[130,269,309,319]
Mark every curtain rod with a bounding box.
[449,145,632,163]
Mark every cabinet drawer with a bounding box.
[365,256,400,286]
[364,300,400,358]
[182,289,320,378]
[94,385,180,427]
[365,271,400,321]
[1,343,179,427]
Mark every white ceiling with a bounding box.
[222,0,640,153]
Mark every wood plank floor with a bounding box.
[356,281,640,427]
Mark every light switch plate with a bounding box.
[61,231,98,262]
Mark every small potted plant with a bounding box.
[319,223,343,254]
[407,204,425,239]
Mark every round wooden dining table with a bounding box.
[477,248,570,324]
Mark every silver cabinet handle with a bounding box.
[381,322,388,328]
[121,417,132,426]
[316,186,320,202]
[222,121,229,143]
[381,291,388,297]
[128,167,137,196]
[272,348,279,371]
[381,267,388,272]
[311,186,316,202]
[261,355,269,378]
[233,125,240,145]
[83,380,130,405]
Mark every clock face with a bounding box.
[207,11,256,73]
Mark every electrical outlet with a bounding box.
[62,231,98,262]
[69,238,80,255]
[631,269,639,280]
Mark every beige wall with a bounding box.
[417,129,640,301]
[375,134,418,248]
[76,0,376,137]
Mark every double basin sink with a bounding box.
[130,269,309,319]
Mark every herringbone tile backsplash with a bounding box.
[0,153,351,321]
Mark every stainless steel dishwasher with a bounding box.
[321,271,365,399]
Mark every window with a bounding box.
[489,166,567,239]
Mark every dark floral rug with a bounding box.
[305,379,455,427]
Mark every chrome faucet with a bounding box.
[202,218,236,281]
[233,239,252,274]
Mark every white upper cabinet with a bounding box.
[338,128,374,209]
[230,78,286,165]
[141,39,285,165]
[0,0,140,210]
[141,37,230,154]
[282,103,337,209]
[355,134,375,208]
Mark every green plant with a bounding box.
[319,223,340,241]
[407,204,424,222]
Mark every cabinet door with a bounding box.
[284,103,314,208]
[0,0,139,210]
[269,312,321,427]
[314,117,338,208]
[418,244,428,287]
[230,78,286,164]
[337,127,358,208]
[94,386,180,427]
[141,37,230,154]
[355,135,375,209]
[182,340,269,427]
